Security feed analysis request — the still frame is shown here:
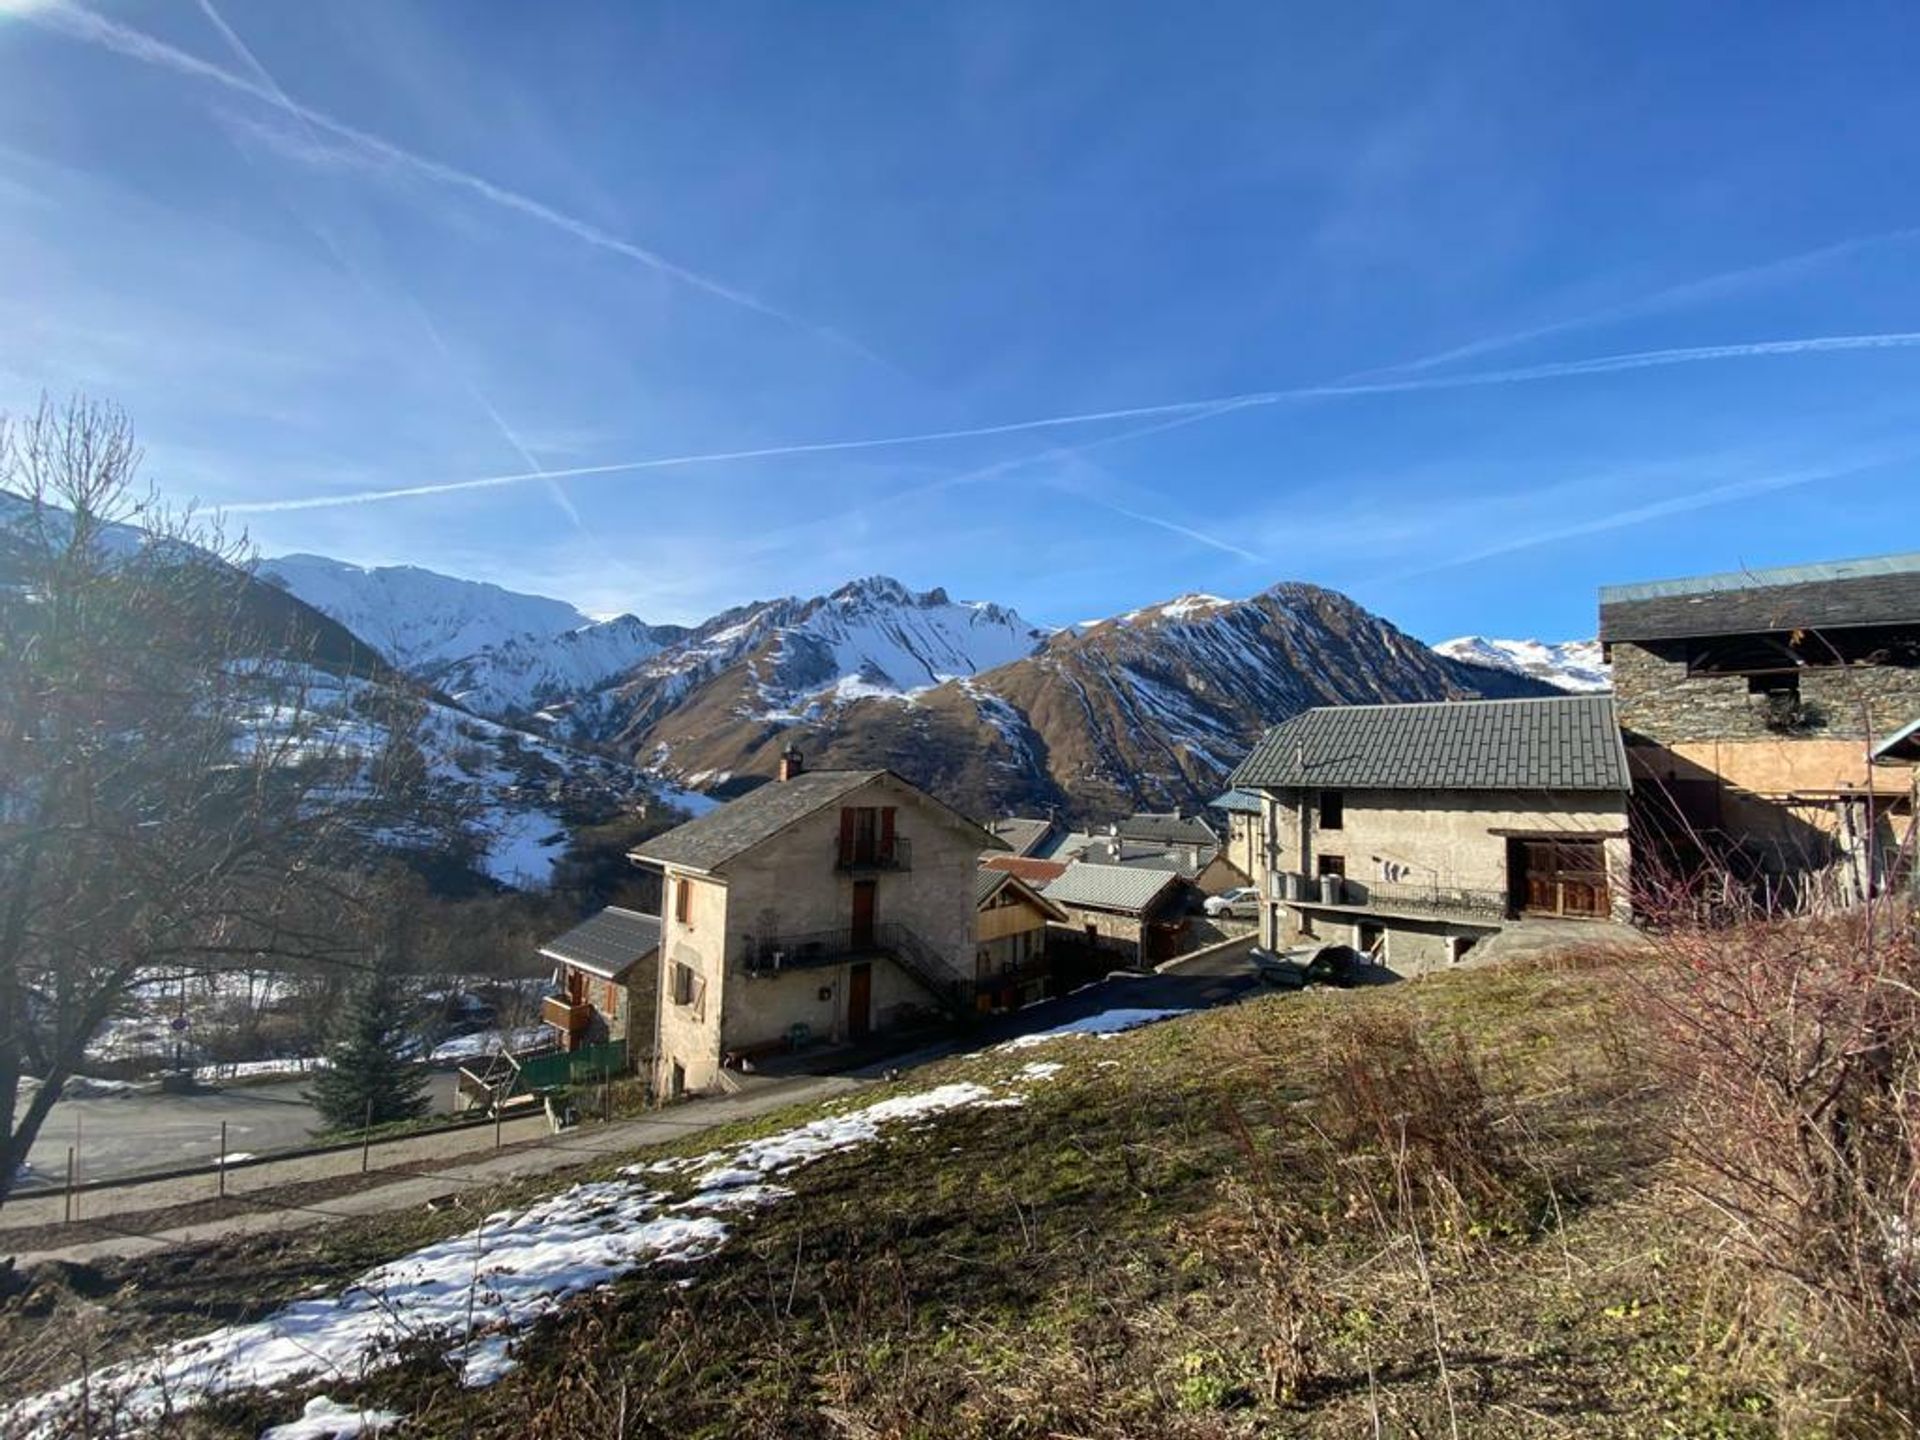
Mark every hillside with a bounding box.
[0,949,1799,1439]
[629,583,1563,820]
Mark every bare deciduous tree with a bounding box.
[0,396,458,1206]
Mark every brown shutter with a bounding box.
[675,877,690,923]
[838,807,856,867]
[880,806,896,862]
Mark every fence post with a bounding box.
[361,1098,373,1174]
[494,1096,503,1149]
[218,1120,228,1198]
[63,1146,75,1225]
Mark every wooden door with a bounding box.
[851,879,877,947]
[1510,839,1609,918]
[848,962,872,1040]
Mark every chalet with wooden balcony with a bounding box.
[974,866,1067,1010]
[1230,696,1632,974]
[628,748,1001,1097]
[537,906,661,1065]
[1600,550,1919,904]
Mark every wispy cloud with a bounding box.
[12,0,880,364]
[221,329,1920,513]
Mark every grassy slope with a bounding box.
[6,958,1783,1439]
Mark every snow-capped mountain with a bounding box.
[1433,636,1610,693]
[627,582,1562,820]
[259,554,591,671]
[596,577,1053,772]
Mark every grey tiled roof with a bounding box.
[630,770,885,872]
[1230,696,1629,793]
[1042,861,1181,915]
[1114,811,1219,847]
[987,817,1054,857]
[1209,787,1263,815]
[1599,551,1920,642]
[539,906,661,979]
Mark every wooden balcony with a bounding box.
[542,995,593,1039]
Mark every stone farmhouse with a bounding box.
[1601,551,1918,904]
[628,750,997,1096]
[1231,695,1632,973]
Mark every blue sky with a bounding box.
[2,1,1917,639]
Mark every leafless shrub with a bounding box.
[1637,878,1920,1427]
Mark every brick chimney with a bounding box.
[778,744,805,782]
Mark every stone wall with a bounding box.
[1612,640,1920,744]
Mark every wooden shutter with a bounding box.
[879,807,896,863]
[838,807,856,867]
[674,877,690,923]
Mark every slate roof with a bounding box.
[1042,861,1182,916]
[1114,811,1219,847]
[1599,551,1920,643]
[629,769,885,872]
[539,906,661,979]
[987,816,1054,857]
[1210,787,1264,815]
[1230,696,1630,793]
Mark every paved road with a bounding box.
[19,1073,462,1191]
[1,1074,858,1266]
[2,944,1267,1266]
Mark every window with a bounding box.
[1747,671,1799,698]
[1317,791,1344,831]
[674,877,693,926]
[672,961,708,1019]
[838,806,897,866]
[1316,854,1346,879]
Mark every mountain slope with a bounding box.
[1434,636,1609,692]
[436,614,691,723]
[260,554,590,671]
[595,576,1052,773]
[628,583,1561,820]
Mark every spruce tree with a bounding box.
[306,956,429,1132]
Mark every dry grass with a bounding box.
[10,941,1908,1437]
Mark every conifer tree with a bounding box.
[306,955,429,1132]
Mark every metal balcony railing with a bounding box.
[741,921,970,1015]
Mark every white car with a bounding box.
[1203,886,1260,919]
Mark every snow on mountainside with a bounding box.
[1433,636,1610,693]
[596,576,1053,759]
[438,614,689,722]
[233,663,711,890]
[633,581,1564,821]
[259,554,590,671]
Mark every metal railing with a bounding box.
[1334,879,1509,920]
[742,921,971,1015]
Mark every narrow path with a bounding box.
[1,1075,857,1268]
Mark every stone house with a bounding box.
[538,906,661,1064]
[1231,696,1633,974]
[1042,861,1189,965]
[1601,551,1919,903]
[974,867,1067,1010]
[629,751,997,1097]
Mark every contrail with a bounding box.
[223,330,1920,514]
[15,0,880,364]
[190,0,584,529]
[1386,227,1920,375]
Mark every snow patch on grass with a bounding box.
[997,1008,1190,1050]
